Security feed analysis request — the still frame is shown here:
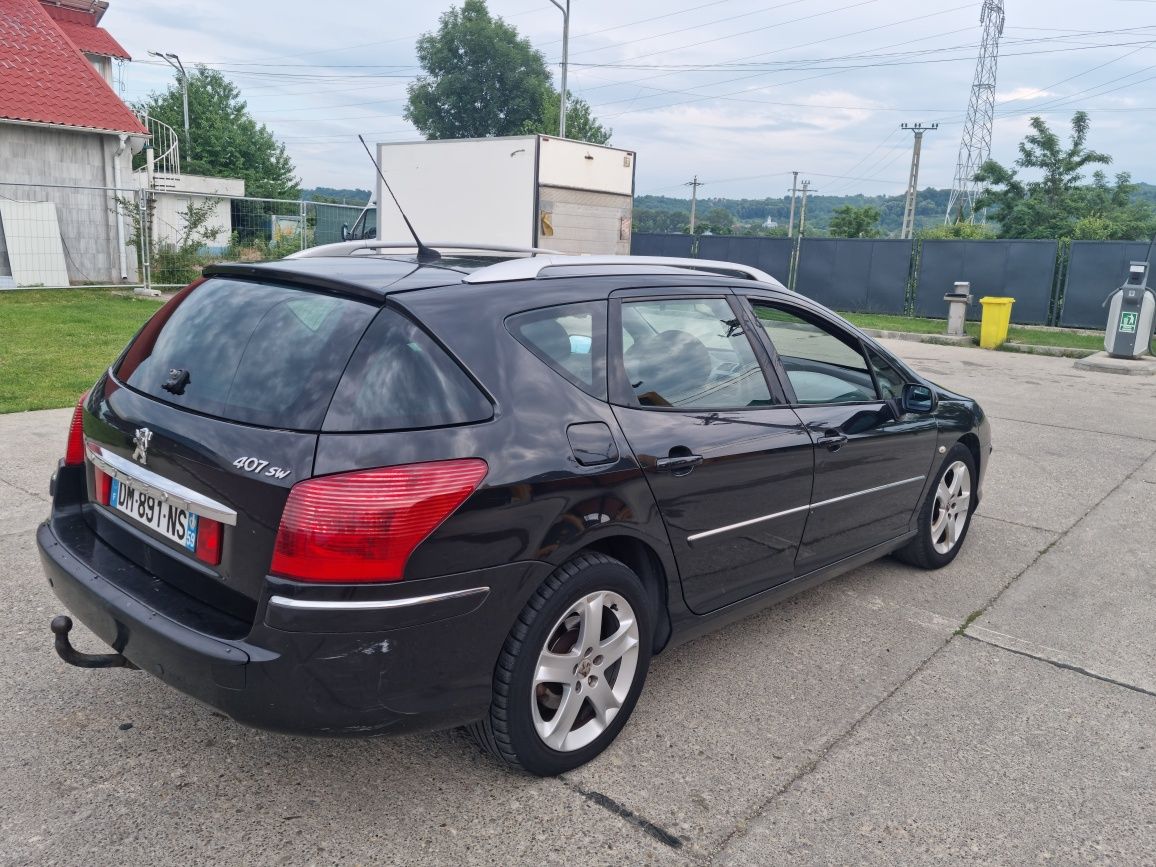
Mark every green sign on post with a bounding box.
[1120,311,1138,334]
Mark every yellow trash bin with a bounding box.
[978,296,1015,349]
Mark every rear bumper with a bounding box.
[37,513,545,736]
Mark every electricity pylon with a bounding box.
[946,0,1005,224]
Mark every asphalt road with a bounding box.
[1,340,1154,866]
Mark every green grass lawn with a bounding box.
[0,289,161,414]
[842,312,1106,351]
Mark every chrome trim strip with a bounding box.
[687,504,811,543]
[812,475,927,510]
[687,475,926,543]
[86,443,239,526]
[269,586,490,612]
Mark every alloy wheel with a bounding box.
[531,590,640,752]
[931,460,971,555]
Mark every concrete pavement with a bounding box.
[0,341,1154,866]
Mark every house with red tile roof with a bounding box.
[0,0,148,284]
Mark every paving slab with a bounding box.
[880,338,1156,443]
[718,638,1156,866]
[0,530,687,867]
[0,478,49,537]
[969,418,1154,533]
[0,406,71,497]
[969,452,1156,694]
[565,517,1050,858]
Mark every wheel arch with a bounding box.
[580,535,673,654]
[957,432,982,478]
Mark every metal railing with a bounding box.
[0,181,365,292]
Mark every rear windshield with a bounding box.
[115,278,376,430]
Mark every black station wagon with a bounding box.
[39,246,990,775]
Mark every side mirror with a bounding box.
[902,383,937,414]
[341,223,350,242]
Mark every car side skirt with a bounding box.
[664,530,919,650]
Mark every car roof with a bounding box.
[202,252,791,303]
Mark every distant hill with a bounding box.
[303,187,372,205]
[634,183,1156,237]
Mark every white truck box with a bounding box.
[373,135,636,255]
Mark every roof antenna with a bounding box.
[358,134,440,264]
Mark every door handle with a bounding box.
[656,452,703,474]
[817,430,848,451]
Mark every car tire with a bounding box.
[468,552,653,776]
[894,442,977,570]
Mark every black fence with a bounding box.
[1060,240,1153,328]
[915,239,1057,325]
[795,238,912,314]
[630,233,695,259]
[631,232,1153,329]
[697,236,793,284]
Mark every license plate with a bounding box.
[109,477,199,552]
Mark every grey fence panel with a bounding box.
[310,202,364,246]
[630,233,695,258]
[915,239,1057,325]
[1060,240,1153,329]
[696,235,794,285]
[795,238,911,313]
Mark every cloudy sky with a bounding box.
[107,0,1156,199]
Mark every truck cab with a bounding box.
[341,202,377,242]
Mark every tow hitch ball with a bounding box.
[50,616,137,669]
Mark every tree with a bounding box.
[524,90,611,144]
[917,222,997,240]
[407,0,612,143]
[138,68,299,199]
[972,111,1155,240]
[406,0,552,139]
[828,204,881,238]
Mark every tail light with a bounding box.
[270,459,488,583]
[92,466,112,505]
[64,391,89,466]
[194,516,223,566]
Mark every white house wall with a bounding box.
[0,123,134,284]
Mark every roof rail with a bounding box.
[286,241,560,259]
[462,255,786,287]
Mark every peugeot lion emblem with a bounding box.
[132,427,152,465]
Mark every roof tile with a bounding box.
[0,0,147,134]
[55,19,131,60]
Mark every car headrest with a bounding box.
[624,329,713,406]
[522,318,572,364]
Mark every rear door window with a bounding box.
[323,308,492,432]
[115,278,376,430]
[619,298,774,409]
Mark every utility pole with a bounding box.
[149,51,190,159]
[787,170,799,238]
[900,123,937,239]
[788,180,814,291]
[547,0,571,138]
[686,175,703,234]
